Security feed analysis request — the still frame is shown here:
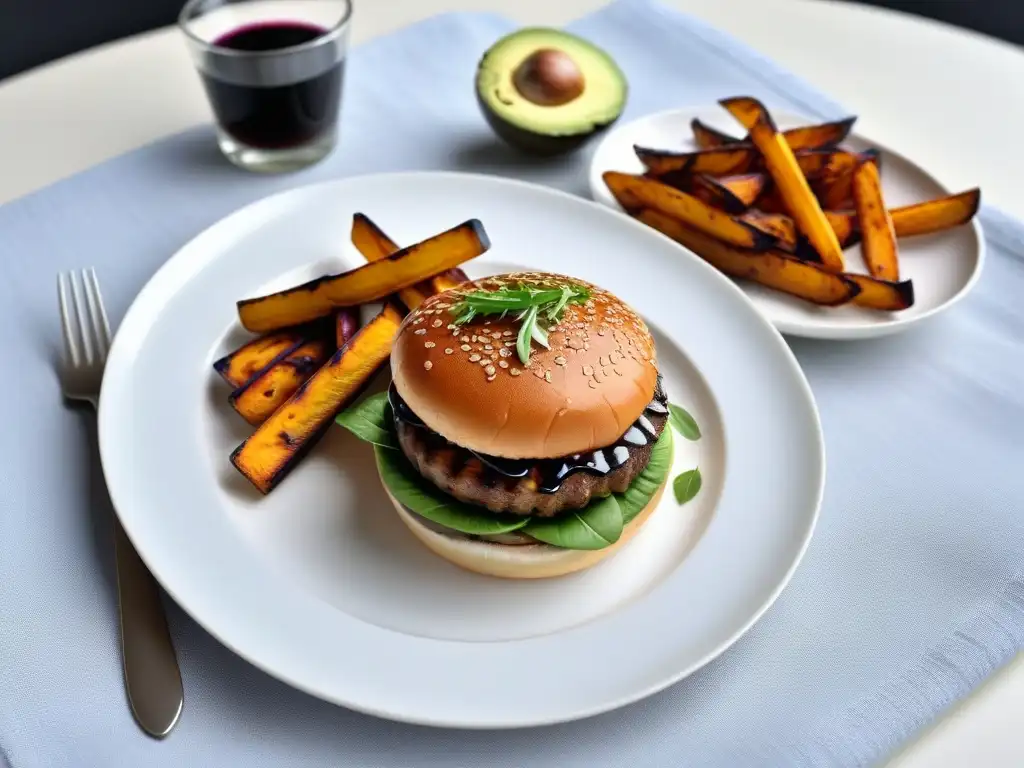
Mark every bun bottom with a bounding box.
[385,477,668,580]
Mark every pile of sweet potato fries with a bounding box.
[213,214,489,494]
[604,96,980,310]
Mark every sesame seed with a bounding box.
[484,345,493,351]
[461,336,470,343]
[614,367,623,376]
[445,348,454,355]
[491,330,503,338]
[413,318,423,325]
[544,371,552,383]
[469,354,481,362]
[414,329,426,335]
[503,330,514,337]
[447,324,458,330]
[461,344,471,351]
[424,341,436,348]
[432,320,443,328]
[471,335,478,342]
[588,380,597,389]
[510,368,521,376]
[485,365,496,375]
[599,356,609,366]
[486,375,496,382]
[583,365,594,376]
[533,367,544,378]
[505,341,516,347]
[423,361,433,370]
[499,347,511,358]
[499,360,509,368]
[554,356,567,366]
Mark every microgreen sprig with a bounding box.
[451,283,590,364]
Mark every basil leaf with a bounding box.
[669,403,701,441]
[524,495,624,551]
[619,428,674,523]
[517,305,538,364]
[334,391,398,449]
[673,468,702,505]
[374,445,530,534]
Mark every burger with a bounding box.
[344,271,674,579]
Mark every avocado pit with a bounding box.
[512,48,584,107]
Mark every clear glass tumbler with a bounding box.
[179,0,352,173]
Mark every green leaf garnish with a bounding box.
[524,495,623,550]
[451,282,590,364]
[334,391,399,449]
[673,467,702,505]
[669,403,701,441]
[375,444,531,535]
[619,427,673,523]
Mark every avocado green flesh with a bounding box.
[476,28,627,139]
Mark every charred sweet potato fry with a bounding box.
[229,337,334,426]
[741,211,798,251]
[691,119,741,149]
[852,159,900,281]
[846,274,915,311]
[212,330,306,388]
[721,96,846,272]
[815,149,879,210]
[824,189,981,243]
[237,219,489,332]
[350,213,468,310]
[636,208,860,307]
[890,189,981,237]
[715,173,768,207]
[603,171,776,250]
[335,308,360,349]
[231,304,405,494]
[691,117,856,152]
[635,145,755,176]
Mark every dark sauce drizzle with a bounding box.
[389,376,668,494]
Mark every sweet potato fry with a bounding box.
[351,213,468,310]
[715,173,769,207]
[824,189,980,244]
[237,219,489,332]
[335,308,360,349]
[740,211,798,251]
[889,188,981,237]
[691,117,856,152]
[231,304,405,494]
[846,274,915,311]
[690,119,741,149]
[603,171,776,250]
[636,208,860,307]
[690,118,858,152]
[815,149,879,210]
[721,96,846,272]
[212,330,306,388]
[677,174,749,214]
[635,145,755,176]
[229,337,334,426]
[852,159,900,280]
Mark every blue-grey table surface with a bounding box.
[1,1,1022,766]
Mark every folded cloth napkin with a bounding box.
[1,1,1022,766]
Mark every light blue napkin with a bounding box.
[2,1,1022,766]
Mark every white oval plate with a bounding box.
[98,172,823,728]
[589,106,984,339]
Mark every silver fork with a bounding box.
[58,269,184,738]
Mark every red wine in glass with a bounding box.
[180,0,351,172]
[202,22,344,151]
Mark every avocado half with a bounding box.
[475,28,628,156]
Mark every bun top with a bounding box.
[390,271,658,458]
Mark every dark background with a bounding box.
[0,0,1021,81]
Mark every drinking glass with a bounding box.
[179,0,352,173]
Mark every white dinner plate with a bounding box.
[98,171,823,728]
[589,106,984,339]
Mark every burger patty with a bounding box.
[394,399,669,517]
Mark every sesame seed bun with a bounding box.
[384,473,668,579]
[390,272,658,459]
